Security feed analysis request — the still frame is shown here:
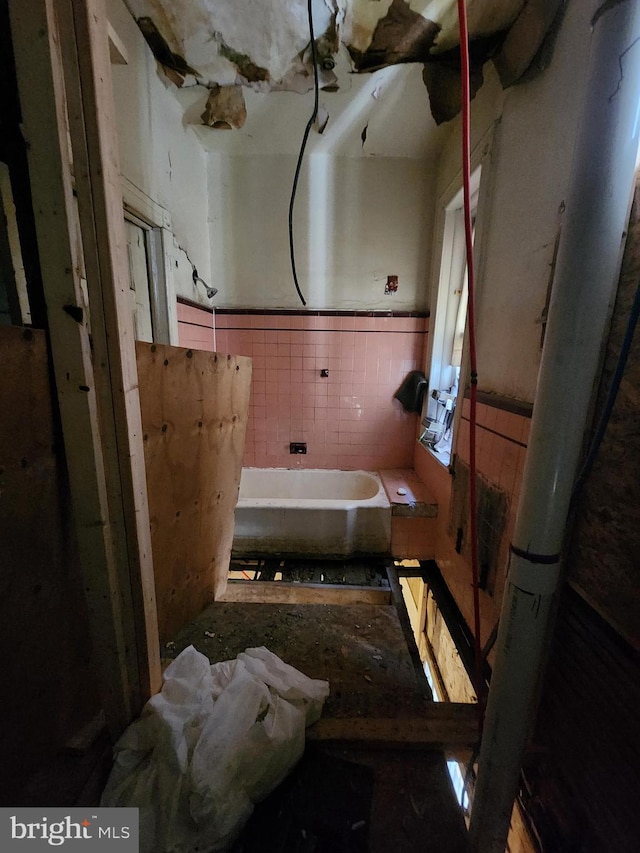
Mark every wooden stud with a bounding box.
[307,703,480,753]
[8,0,160,733]
[60,0,161,701]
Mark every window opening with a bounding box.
[421,170,481,467]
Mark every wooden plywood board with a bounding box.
[136,343,251,641]
[166,602,431,719]
[0,326,101,800]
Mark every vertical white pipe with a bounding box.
[469,3,640,851]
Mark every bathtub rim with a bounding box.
[236,467,391,510]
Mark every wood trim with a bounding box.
[121,176,171,229]
[147,228,171,345]
[107,21,128,66]
[218,581,392,606]
[307,704,480,752]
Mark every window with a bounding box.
[420,169,481,466]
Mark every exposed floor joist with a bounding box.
[219,580,392,606]
[307,705,479,753]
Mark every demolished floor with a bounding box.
[163,571,474,852]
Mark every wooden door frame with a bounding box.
[8,0,161,734]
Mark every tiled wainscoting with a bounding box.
[411,395,532,641]
[177,302,429,470]
[456,397,531,599]
[456,397,530,498]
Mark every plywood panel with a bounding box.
[136,342,251,641]
[0,326,101,801]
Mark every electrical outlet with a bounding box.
[385,275,399,294]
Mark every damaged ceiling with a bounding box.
[124,0,563,129]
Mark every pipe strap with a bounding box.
[507,548,561,595]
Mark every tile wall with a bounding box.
[456,397,530,499]
[413,395,532,637]
[456,397,530,604]
[177,302,429,470]
[390,516,439,560]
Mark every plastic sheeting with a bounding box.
[102,645,330,852]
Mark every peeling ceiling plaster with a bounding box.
[124,0,560,128]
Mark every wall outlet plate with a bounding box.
[385,275,399,294]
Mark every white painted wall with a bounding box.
[107,16,441,313]
[432,0,596,403]
[202,63,442,310]
[107,0,212,311]
[207,151,435,310]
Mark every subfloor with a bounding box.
[13,564,471,851]
[165,578,470,852]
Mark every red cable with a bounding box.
[457,0,484,726]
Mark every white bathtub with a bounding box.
[233,468,391,557]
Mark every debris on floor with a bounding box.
[101,645,329,853]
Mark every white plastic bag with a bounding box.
[101,645,329,853]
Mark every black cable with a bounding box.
[288,0,319,307]
[571,279,640,504]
